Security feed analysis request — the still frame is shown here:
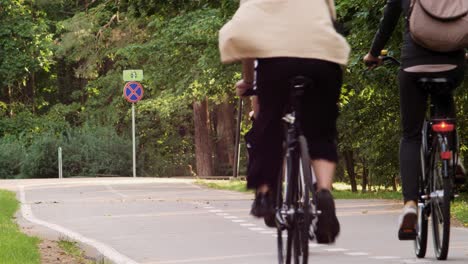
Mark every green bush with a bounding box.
[17,126,132,178]
[0,136,25,179]
[62,126,132,177]
[21,133,61,178]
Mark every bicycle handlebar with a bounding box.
[381,56,401,66]
[365,55,401,68]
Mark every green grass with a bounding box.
[196,179,401,199]
[195,179,252,193]
[195,179,468,226]
[0,190,40,264]
[58,238,108,264]
[453,194,468,227]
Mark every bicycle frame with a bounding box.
[275,76,318,264]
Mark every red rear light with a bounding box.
[440,151,452,160]
[432,122,454,133]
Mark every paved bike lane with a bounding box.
[1,178,467,264]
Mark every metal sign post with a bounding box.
[233,98,243,178]
[58,147,63,179]
[123,76,144,178]
[132,104,136,178]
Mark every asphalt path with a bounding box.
[1,178,467,264]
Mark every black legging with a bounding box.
[245,58,343,190]
[398,67,465,203]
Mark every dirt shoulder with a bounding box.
[39,240,82,264]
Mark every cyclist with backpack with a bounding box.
[364,0,466,240]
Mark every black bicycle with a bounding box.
[274,76,319,264]
[415,78,459,260]
[373,53,461,260]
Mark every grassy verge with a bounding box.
[58,239,107,264]
[0,190,41,264]
[195,179,401,199]
[453,194,468,227]
[195,179,468,227]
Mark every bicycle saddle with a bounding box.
[417,78,454,95]
[290,76,311,89]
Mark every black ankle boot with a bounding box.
[315,189,340,244]
[250,192,275,218]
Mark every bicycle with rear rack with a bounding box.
[369,51,463,260]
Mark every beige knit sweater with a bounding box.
[219,0,350,65]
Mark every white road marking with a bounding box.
[249,227,266,232]
[308,243,325,248]
[19,185,138,264]
[192,195,418,264]
[105,184,128,199]
[345,252,369,256]
[370,256,401,260]
[401,259,434,263]
[323,248,349,252]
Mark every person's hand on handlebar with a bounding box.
[235,79,254,97]
[363,52,383,69]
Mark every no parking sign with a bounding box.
[123,82,144,103]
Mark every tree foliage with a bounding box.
[0,0,466,191]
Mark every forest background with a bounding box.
[0,0,466,193]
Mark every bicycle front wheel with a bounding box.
[430,146,451,260]
[414,148,428,258]
[294,135,313,264]
[277,149,293,264]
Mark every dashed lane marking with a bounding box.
[197,202,425,264]
[249,227,266,232]
[345,252,370,256]
[324,248,349,252]
[370,256,401,260]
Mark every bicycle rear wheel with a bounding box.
[414,148,428,258]
[430,144,451,260]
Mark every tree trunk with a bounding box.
[193,99,213,176]
[343,150,358,192]
[214,99,235,176]
[392,174,398,191]
[362,159,369,193]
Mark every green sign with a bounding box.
[123,70,144,81]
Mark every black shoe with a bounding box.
[263,213,276,228]
[315,189,340,244]
[250,192,275,218]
